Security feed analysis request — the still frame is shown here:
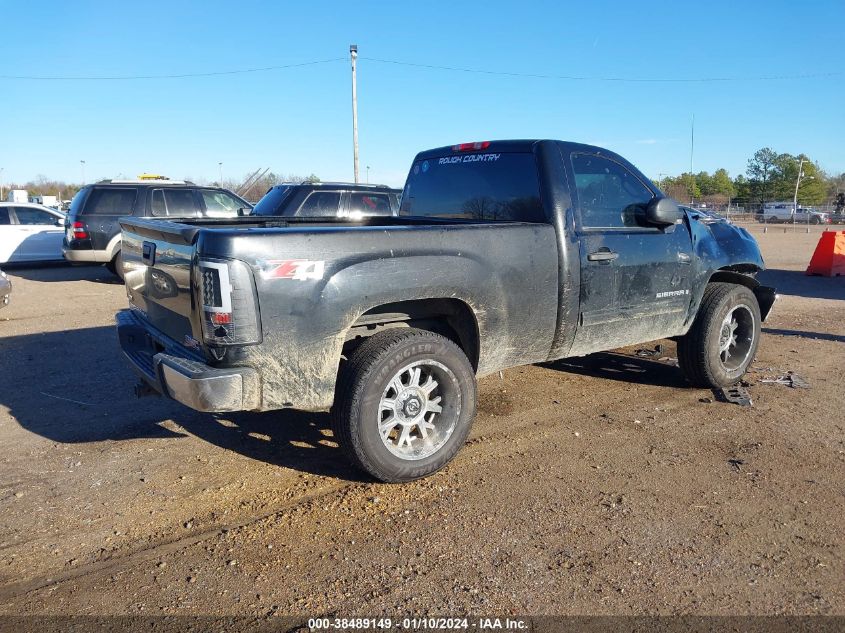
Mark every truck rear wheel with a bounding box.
[677,283,761,388]
[332,328,477,483]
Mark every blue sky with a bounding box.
[1,0,843,188]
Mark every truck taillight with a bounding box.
[71,221,88,239]
[197,259,261,347]
[452,141,491,152]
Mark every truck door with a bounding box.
[568,152,693,355]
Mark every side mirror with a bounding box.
[646,197,683,226]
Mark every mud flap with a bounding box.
[753,286,777,322]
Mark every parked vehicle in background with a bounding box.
[829,212,845,225]
[0,269,10,308]
[31,195,60,209]
[117,139,775,482]
[6,190,28,203]
[253,182,401,218]
[760,202,829,224]
[0,202,67,264]
[63,179,252,279]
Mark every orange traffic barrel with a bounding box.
[806,231,845,276]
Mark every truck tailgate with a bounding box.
[120,219,199,345]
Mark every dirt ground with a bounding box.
[0,225,843,618]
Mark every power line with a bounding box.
[360,56,842,83]
[3,54,839,83]
[0,58,345,81]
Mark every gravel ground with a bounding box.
[0,226,843,618]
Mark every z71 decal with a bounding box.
[262,259,325,281]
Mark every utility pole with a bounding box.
[350,44,360,184]
[689,114,695,204]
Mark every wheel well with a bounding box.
[707,268,776,321]
[708,268,760,291]
[345,299,480,370]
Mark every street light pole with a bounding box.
[366,166,370,184]
[792,157,816,233]
[350,44,360,184]
[0,168,4,201]
[218,162,223,185]
[792,157,804,221]
[80,160,86,185]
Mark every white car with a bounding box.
[0,202,67,264]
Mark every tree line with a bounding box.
[656,148,845,211]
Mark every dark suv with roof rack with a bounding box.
[63,179,251,278]
[253,182,401,218]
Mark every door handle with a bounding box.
[587,249,619,262]
[677,252,691,263]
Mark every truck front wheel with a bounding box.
[677,283,761,388]
[332,328,477,483]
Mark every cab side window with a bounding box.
[572,153,654,229]
[0,208,10,225]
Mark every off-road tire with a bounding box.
[106,250,124,281]
[677,283,761,388]
[332,328,476,483]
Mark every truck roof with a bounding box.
[413,139,624,161]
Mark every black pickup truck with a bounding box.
[117,140,775,482]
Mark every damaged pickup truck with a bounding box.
[117,140,775,482]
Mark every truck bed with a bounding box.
[119,214,561,411]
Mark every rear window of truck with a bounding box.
[400,152,545,222]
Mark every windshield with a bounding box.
[400,151,545,222]
[253,186,294,216]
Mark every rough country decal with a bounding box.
[438,153,501,165]
[262,259,325,281]
[656,289,690,299]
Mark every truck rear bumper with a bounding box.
[116,310,259,412]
